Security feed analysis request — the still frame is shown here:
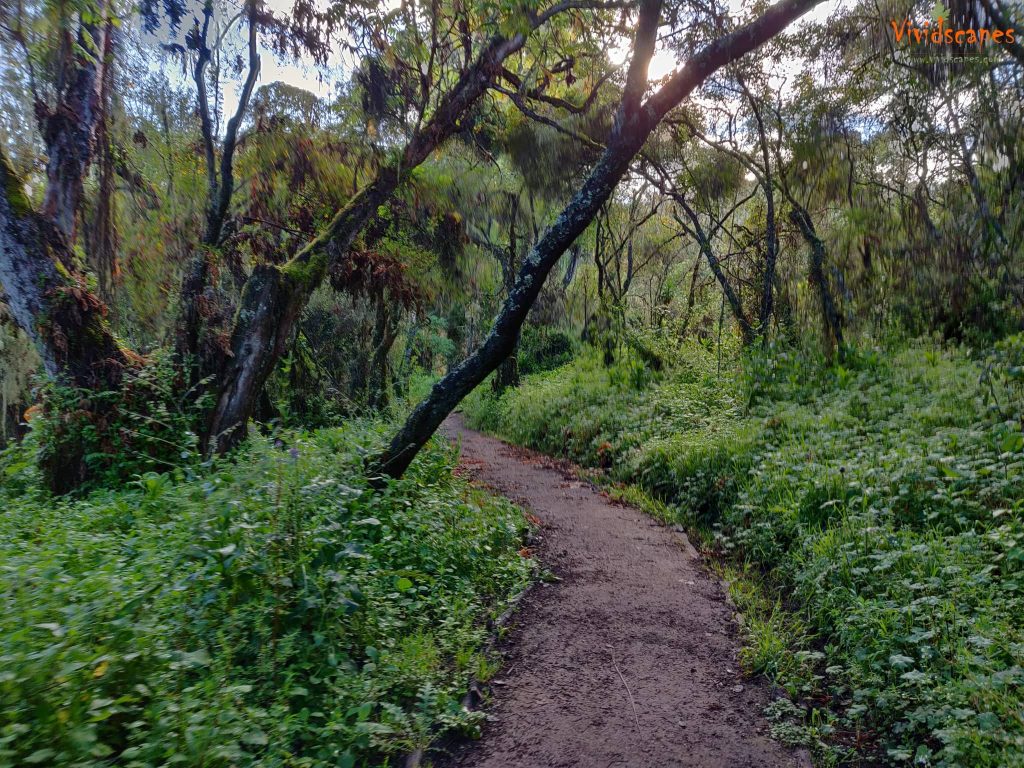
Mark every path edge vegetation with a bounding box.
[0,418,539,767]
[461,336,1024,767]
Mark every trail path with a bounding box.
[435,414,810,768]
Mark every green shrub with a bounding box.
[0,421,532,767]
[980,331,1024,428]
[516,326,575,376]
[31,351,212,494]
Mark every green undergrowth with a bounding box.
[464,335,1024,767]
[0,421,533,767]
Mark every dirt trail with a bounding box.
[434,414,810,768]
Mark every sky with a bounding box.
[182,0,848,133]
[632,0,848,82]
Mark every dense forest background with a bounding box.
[0,0,1022,764]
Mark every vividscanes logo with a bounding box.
[891,0,1016,47]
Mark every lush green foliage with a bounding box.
[516,326,576,377]
[0,422,532,767]
[31,352,212,493]
[465,337,1024,766]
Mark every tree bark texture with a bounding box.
[788,205,845,356]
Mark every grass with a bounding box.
[0,420,533,767]
[464,335,1024,767]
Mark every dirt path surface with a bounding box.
[434,414,810,768]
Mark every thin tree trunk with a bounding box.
[175,0,261,379]
[376,0,823,478]
[674,205,755,345]
[788,205,845,357]
[494,194,521,391]
[737,76,778,337]
[944,90,1006,249]
[85,22,118,301]
[368,304,401,410]
[678,255,703,336]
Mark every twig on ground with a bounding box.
[609,647,641,733]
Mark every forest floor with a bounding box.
[434,413,812,768]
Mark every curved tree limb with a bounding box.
[375,0,826,479]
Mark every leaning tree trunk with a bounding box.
[206,171,398,452]
[672,203,755,345]
[375,0,824,478]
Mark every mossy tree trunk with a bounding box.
[367,301,401,410]
[0,0,127,393]
[1,157,126,388]
[0,2,134,492]
[1,154,131,493]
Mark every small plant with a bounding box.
[517,325,575,376]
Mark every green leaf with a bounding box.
[977,712,1001,731]
[33,623,64,637]
[180,649,212,667]
[241,730,269,746]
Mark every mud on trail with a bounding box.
[432,414,810,768]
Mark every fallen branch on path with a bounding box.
[609,646,642,733]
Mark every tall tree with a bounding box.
[175,0,262,379]
[205,0,625,452]
[0,0,135,491]
[0,0,128,391]
[377,0,827,478]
